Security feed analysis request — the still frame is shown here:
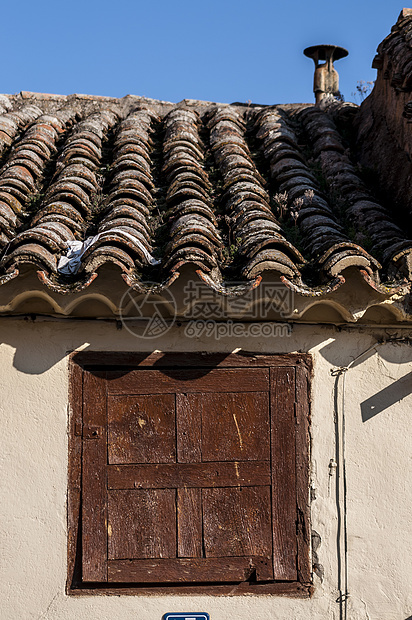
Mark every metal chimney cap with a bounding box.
[304,45,348,62]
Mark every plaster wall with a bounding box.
[0,318,411,620]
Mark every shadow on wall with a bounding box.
[1,316,412,375]
[0,318,329,374]
[360,371,412,422]
[320,337,412,368]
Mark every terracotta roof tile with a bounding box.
[0,86,409,308]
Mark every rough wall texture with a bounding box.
[356,9,412,226]
[0,319,411,619]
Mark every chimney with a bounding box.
[304,45,348,104]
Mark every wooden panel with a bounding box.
[67,358,83,589]
[295,363,311,583]
[108,461,271,489]
[69,355,311,593]
[202,487,272,560]
[177,488,202,558]
[107,394,176,464]
[198,392,270,462]
[270,366,297,580]
[106,368,269,394]
[73,350,312,369]
[108,557,272,583]
[176,393,201,463]
[82,371,107,582]
[107,489,176,560]
[71,580,310,597]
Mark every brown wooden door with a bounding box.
[80,364,301,586]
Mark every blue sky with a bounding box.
[2,1,407,105]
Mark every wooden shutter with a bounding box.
[72,354,311,594]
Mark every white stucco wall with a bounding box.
[0,318,411,620]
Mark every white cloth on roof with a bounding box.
[57,229,160,275]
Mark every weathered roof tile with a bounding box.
[0,72,409,306]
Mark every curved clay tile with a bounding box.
[162,246,218,272]
[84,228,154,267]
[4,242,57,273]
[0,90,407,311]
[82,244,137,274]
[0,95,12,114]
[297,105,412,280]
[171,199,218,225]
[99,204,148,227]
[32,202,84,232]
[114,168,155,190]
[0,104,43,154]
[254,107,378,285]
[98,217,150,242]
[1,109,119,284]
[208,106,304,281]
[0,109,77,248]
[243,249,301,279]
[162,108,222,278]
[82,108,158,279]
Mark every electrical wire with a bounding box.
[332,336,412,620]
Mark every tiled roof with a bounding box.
[0,90,410,308]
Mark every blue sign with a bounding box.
[163,615,209,620]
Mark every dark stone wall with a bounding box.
[355,9,412,226]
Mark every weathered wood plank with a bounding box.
[108,489,176,560]
[82,371,108,582]
[177,488,202,558]
[295,363,312,583]
[176,393,202,463]
[67,358,83,589]
[106,368,269,394]
[72,350,312,369]
[270,366,297,581]
[202,487,273,564]
[194,391,270,462]
[107,461,271,489]
[107,394,176,464]
[69,580,311,597]
[108,557,272,583]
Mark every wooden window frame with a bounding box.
[68,351,312,597]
